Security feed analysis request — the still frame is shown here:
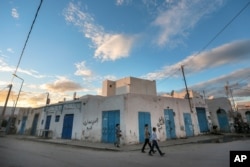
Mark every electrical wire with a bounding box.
[196,1,250,57]
[1,0,43,116]
[156,2,250,90]
[12,0,43,81]
[180,2,250,96]
[0,86,9,93]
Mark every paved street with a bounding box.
[0,136,250,167]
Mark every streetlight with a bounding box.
[6,74,24,134]
[12,74,24,112]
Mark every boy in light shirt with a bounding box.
[148,127,165,156]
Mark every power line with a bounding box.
[157,67,181,85]
[178,2,250,97]
[235,75,250,84]
[1,0,44,126]
[197,1,250,55]
[157,2,250,90]
[13,0,43,79]
[0,86,9,92]
[182,1,250,71]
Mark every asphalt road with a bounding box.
[0,136,250,167]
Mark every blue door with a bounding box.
[246,111,250,124]
[164,109,176,139]
[138,112,151,143]
[217,109,230,132]
[19,116,27,135]
[183,113,194,137]
[45,115,51,137]
[196,107,209,133]
[102,110,120,143]
[31,114,39,135]
[62,114,74,139]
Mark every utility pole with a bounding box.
[0,84,12,127]
[203,90,207,104]
[1,0,43,128]
[181,65,193,113]
[225,81,237,112]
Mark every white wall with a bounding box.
[42,101,82,139]
[123,94,199,144]
[79,94,204,144]
[81,95,125,142]
[16,91,212,144]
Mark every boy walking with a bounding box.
[114,124,121,147]
[141,124,152,153]
[149,127,165,156]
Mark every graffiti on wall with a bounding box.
[83,118,98,130]
[82,118,98,140]
[157,116,165,132]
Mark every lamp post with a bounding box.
[6,74,24,134]
[12,74,24,113]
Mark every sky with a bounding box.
[0,0,250,108]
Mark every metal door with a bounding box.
[217,109,230,132]
[138,112,151,143]
[44,115,51,137]
[183,113,194,137]
[62,114,74,139]
[102,110,120,143]
[196,107,209,132]
[164,109,176,139]
[31,114,39,136]
[19,116,27,135]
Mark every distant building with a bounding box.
[237,102,250,124]
[206,97,234,133]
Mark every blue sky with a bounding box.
[0,0,250,107]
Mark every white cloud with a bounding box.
[152,0,224,46]
[116,0,131,6]
[182,40,250,73]
[11,8,19,19]
[74,61,92,77]
[94,34,135,61]
[64,2,136,61]
[0,57,46,78]
[0,57,15,73]
[143,40,250,80]
[190,68,250,99]
[116,0,125,6]
[7,48,14,53]
[41,76,82,93]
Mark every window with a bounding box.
[55,115,60,122]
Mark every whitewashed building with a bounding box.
[2,77,219,144]
[21,77,211,145]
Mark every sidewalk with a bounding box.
[9,133,250,152]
